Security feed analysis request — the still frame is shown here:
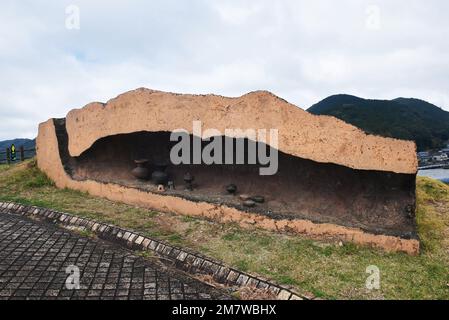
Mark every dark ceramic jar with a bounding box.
[132,159,150,180]
[226,184,237,195]
[183,172,194,190]
[152,170,168,185]
[152,161,169,185]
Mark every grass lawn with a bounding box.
[0,160,448,300]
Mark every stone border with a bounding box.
[0,202,311,300]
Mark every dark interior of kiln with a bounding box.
[55,121,417,238]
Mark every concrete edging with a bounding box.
[0,201,312,300]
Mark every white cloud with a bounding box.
[215,1,262,25]
[0,0,448,140]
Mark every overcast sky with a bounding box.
[1,0,448,141]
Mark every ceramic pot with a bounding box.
[150,161,169,185]
[226,184,237,195]
[152,170,168,185]
[184,172,194,190]
[132,159,150,180]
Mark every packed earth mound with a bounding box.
[37,88,419,254]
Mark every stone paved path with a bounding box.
[0,212,230,300]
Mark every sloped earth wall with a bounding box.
[37,118,419,254]
[65,88,417,174]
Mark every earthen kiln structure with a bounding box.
[37,88,419,254]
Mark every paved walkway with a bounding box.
[0,212,230,300]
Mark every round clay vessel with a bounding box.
[184,172,194,190]
[183,172,194,183]
[226,184,237,195]
[132,159,150,180]
[152,170,168,185]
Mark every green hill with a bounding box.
[308,95,449,151]
[0,138,35,150]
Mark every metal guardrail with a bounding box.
[418,163,449,170]
[0,146,36,164]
